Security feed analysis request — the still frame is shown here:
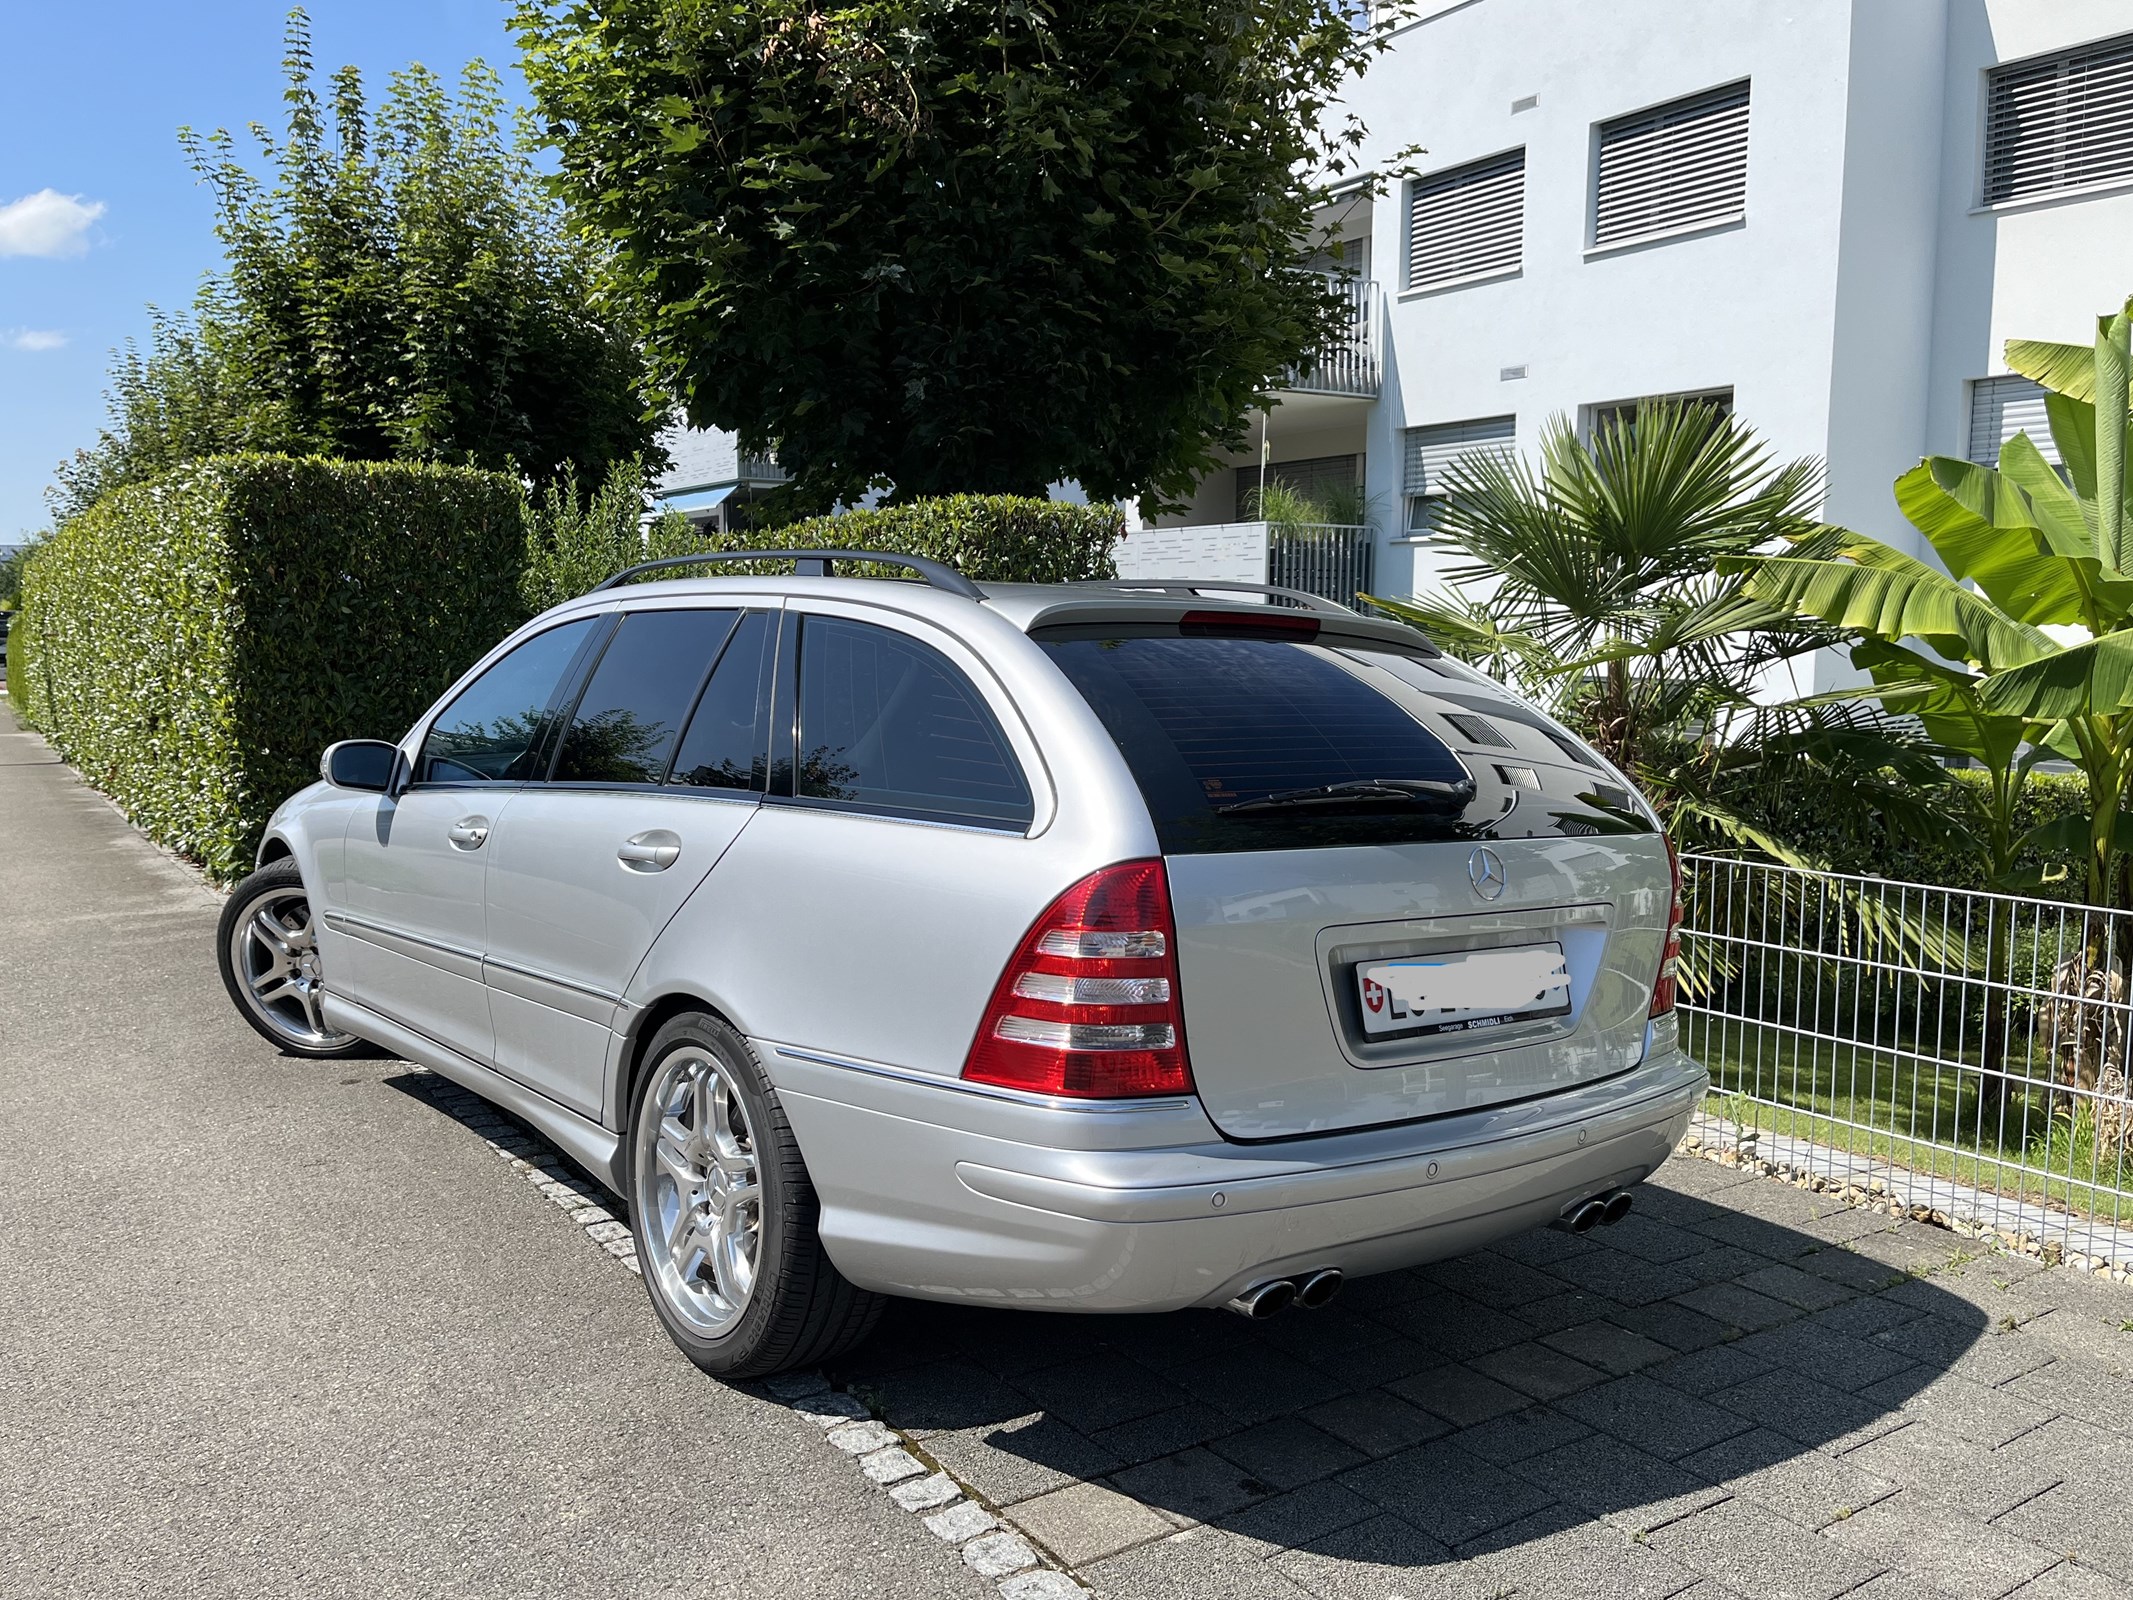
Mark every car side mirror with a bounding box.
[322,739,405,793]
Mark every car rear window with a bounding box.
[1040,627,1649,854]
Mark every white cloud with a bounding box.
[0,189,106,258]
[6,328,67,352]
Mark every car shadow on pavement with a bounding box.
[383,1070,2131,1597]
[822,1160,2128,1599]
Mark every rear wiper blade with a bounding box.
[1216,777,1477,815]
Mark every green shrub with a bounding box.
[1732,764,2092,897]
[15,455,526,879]
[520,460,704,614]
[647,495,1122,588]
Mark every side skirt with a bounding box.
[322,992,627,1195]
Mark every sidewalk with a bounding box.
[0,705,988,1600]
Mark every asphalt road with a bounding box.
[0,704,990,1600]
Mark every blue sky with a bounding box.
[0,1,526,542]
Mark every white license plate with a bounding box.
[1356,942,1572,1038]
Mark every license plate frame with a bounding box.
[1354,941,1573,1039]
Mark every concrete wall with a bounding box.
[1347,0,1863,599]
[1113,522,1267,586]
[656,425,744,495]
[1822,0,1948,573]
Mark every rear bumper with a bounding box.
[766,1044,1708,1313]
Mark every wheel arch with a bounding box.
[256,834,295,867]
[615,989,748,1130]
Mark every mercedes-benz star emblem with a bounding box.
[1469,846,1509,901]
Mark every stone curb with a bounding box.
[1678,1120,2133,1281]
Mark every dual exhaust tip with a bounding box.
[1225,1267,1343,1320]
[1223,1189,1635,1318]
[1552,1187,1637,1236]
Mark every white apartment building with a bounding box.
[1138,0,2133,680]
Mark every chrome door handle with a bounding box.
[447,816,491,850]
[618,830,682,872]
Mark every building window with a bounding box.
[1405,149,1525,292]
[1235,454,1362,524]
[1968,375,2061,466]
[1402,417,1515,534]
[1592,81,1750,249]
[1984,33,2133,205]
[1585,388,1734,442]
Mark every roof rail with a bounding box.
[589,547,984,600]
[1067,579,1356,616]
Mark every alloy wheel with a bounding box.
[638,1047,762,1338]
[228,886,355,1052]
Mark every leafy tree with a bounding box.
[1746,298,2133,910]
[51,10,657,522]
[1366,403,1951,864]
[513,0,1406,513]
[520,458,702,614]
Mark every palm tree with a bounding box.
[1366,401,1948,859]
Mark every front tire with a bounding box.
[630,1011,883,1378]
[216,857,374,1059]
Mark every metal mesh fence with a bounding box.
[1678,853,2133,1269]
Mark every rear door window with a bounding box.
[552,609,739,785]
[1041,625,1648,853]
[669,610,775,794]
[793,616,1032,829]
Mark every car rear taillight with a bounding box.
[1650,835,1683,1018]
[963,860,1194,1098]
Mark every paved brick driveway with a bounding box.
[831,1157,2133,1599]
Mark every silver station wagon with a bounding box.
[215,551,1706,1377]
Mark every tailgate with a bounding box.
[1168,834,1670,1138]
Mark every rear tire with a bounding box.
[216,858,376,1059]
[629,1010,884,1378]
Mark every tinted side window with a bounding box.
[795,616,1032,828]
[669,611,774,793]
[553,609,738,785]
[417,618,598,784]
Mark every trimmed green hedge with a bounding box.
[14,455,526,880]
[661,495,1122,587]
[14,477,1116,876]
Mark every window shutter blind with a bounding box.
[1406,150,1525,291]
[1968,376,2061,466]
[1984,33,2133,205]
[1403,417,1517,498]
[1593,81,1750,248]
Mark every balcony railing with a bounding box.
[1267,521,1374,607]
[1286,272,1381,399]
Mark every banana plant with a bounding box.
[1745,298,2133,910]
